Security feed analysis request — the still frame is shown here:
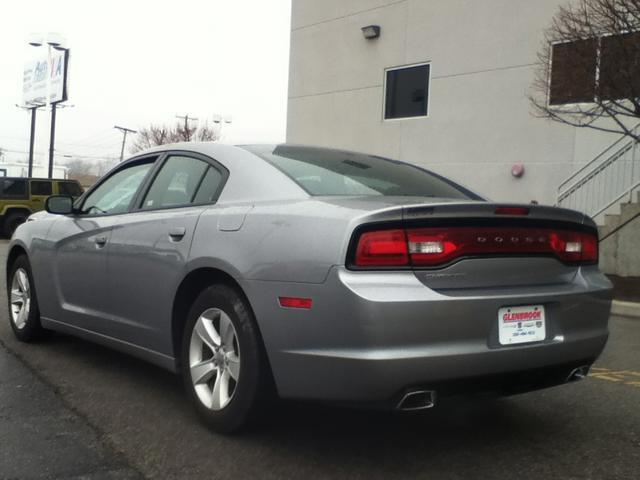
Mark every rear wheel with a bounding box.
[7,255,46,342]
[181,284,269,433]
[3,211,29,237]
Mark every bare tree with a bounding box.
[65,158,94,177]
[130,121,219,153]
[530,0,640,141]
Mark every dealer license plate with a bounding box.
[498,305,546,345]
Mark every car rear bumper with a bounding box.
[244,265,612,406]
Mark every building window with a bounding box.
[599,32,640,101]
[549,32,640,105]
[384,63,430,120]
[549,39,598,105]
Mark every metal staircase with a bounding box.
[557,133,640,224]
[557,132,640,276]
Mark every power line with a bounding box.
[114,125,137,162]
[2,147,117,161]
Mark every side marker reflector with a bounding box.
[278,297,313,309]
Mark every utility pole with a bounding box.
[48,103,57,178]
[176,114,198,141]
[28,107,37,177]
[16,104,42,177]
[114,125,137,162]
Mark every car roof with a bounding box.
[126,143,309,203]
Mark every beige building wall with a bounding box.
[286,0,622,204]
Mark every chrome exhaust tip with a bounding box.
[566,365,591,383]
[396,390,437,411]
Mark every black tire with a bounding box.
[3,211,29,238]
[180,284,271,433]
[7,255,47,342]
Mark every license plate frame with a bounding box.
[498,305,546,346]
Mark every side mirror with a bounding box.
[45,195,74,215]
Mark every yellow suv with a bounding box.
[0,177,83,236]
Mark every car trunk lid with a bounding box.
[347,200,595,291]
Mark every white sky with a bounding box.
[0,0,292,168]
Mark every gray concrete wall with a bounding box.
[599,199,640,277]
[287,0,623,205]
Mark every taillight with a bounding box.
[353,227,598,267]
[355,229,409,266]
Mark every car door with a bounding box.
[29,179,52,212]
[46,157,157,333]
[104,152,227,355]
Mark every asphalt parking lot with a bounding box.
[0,240,639,480]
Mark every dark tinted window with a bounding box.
[193,167,223,204]
[0,179,27,198]
[599,32,640,101]
[31,180,52,196]
[58,181,83,196]
[549,39,598,105]
[244,145,476,200]
[142,156,209,209]
[385,64,430,119]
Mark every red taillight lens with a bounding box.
[355,229,409,266]
[353,227,598,267]
[494,207,530,216]
[579,232,599,262]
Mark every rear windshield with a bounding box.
[243,145,477,199]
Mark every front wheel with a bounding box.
[4,212,28,237]
[181,284,270,433]
[7,255,47,342]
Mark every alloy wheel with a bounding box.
[10,268,31,330]
[189,308,241,411]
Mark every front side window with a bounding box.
[385,63,430,119]
[81,161,154,215]
[244,145,477,200]
[31,180,53,196]
[142,156,211,210]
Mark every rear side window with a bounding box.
[243,145,477,200]
[58,181,83,196]
[0,179,27,198]
[192,167,223,204]
[31,180,52,196]
[142,156,210,209]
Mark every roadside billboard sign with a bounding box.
[22,49,69,106]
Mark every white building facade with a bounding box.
[286,0,623,205]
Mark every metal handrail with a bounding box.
[557,143,633,202]
[556,131,640,219]
[558,124,640,193]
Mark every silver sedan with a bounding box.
[6,143,613,432]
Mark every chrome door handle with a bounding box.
[94,235,107,247]
[169,227,186,241]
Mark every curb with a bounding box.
[611,300,640,319]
